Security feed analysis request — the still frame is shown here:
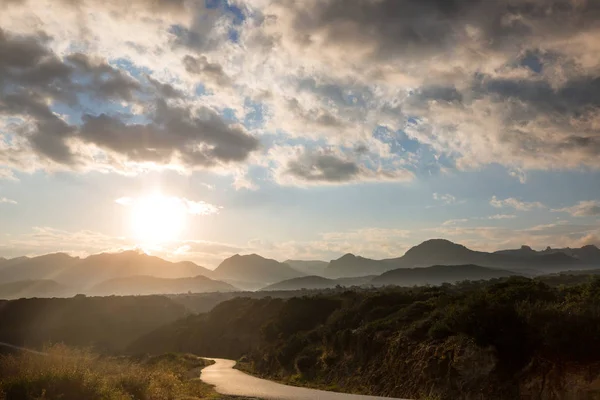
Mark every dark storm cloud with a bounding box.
[183,55,231,87]
[0,28,259,169]
[79,100,259,167]
[479,76,600,115]
[468,74,600,156]
[285,98,346,129]
[0,92,76,164]
[286,152,360,182]
[278,0,600,60]
[64,53,142,101]
[146,76,183,99]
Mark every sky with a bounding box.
[1,0,600,267]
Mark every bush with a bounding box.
[0,344,215,400]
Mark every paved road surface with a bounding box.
[200,358,410,400]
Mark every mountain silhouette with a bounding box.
[0,279,73,300]
[325,239,587,278]
[371,264,519,286]
[497,244,600,264]
[212,254,305,288]
[88,275,236,296]
[260,275,374,291]
[0,251,212,288]
[1,239,597,296]
[326,253,390,278]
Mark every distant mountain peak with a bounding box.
[582,244,600,250]
[404,239,470,258]
[214,253,304,284]
[520,245,533,251]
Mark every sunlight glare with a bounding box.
[131,194,186,245]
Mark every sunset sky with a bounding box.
[1,0,600,267]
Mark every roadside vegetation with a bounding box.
[132,276,600,400]
[0,344,224,400]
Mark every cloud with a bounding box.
[0,169,17,181]
[442,219,468,226]
[490,196,545,211]
[433,193,461,205]
[115,197,134,206]
[272,147,414,186]
[553,201,600,217]
[115,195,220,216]
[0,26,259,177]
[79,101,259,168]
[429,220,600,252]
[0,197,17,204]
[485,214,516,220]
[183,199,220,216]
[2,0,600,187]
[183,55,231,88]
[241,0,600,174]
[0,226,241,267]
[0,226,131,258]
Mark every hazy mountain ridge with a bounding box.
[0,279,73,300]
[262,264,518,291]
[496,244,600,264]
[1,239,599,298]
[88,275,237,296]
[325,239,590,278]
[371,264,519,286]
[284,259,329,276]
[211,254,305,289]
[326,253,390,277]
[261,275,374,291]
[0,251,213,288]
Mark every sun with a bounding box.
[130,194,186,245]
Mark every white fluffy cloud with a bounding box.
[554,201,600,217]
[1,0,600,188]
[115,196,220,216]
[490,196,545,211]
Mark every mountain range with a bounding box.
[261,275,375,291]
[0,250,213,287]
[210,254,305,290]
[88,275,236,296]
[325,239,593,278]
[1,239,599,298]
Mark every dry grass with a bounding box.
[0,344,223,400]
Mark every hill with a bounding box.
[0,253,80,283]
[0,279,73,300]
[284,260,328,276]
[262,275,334,291]
[88,275,237,296]
[261,275,375,291]
[0,295,188,352]
[326,239,587,278]
[129,278,600,399]
[371,264,519,286]
[496,244,600,264]
[211,254,305,289]
[325,253,391,278]
[0,251,213,289]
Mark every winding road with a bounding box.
[200,358,410,400]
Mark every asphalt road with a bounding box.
[200,358,410,400]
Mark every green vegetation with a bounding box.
[0,344,223,400]
[0,296,188,353]
[133,276,600,400]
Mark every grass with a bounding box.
[0,344,248,400]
